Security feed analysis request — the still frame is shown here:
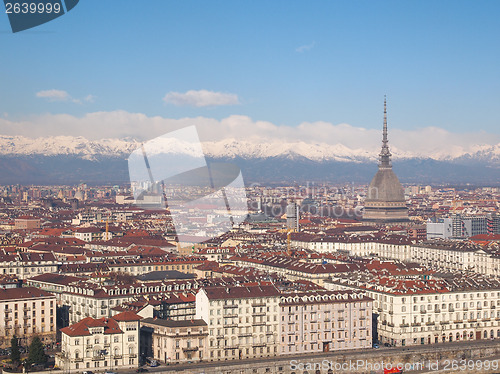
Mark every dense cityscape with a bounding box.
[0,118,499,374]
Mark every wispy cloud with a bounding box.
[163,89,240,107]
[296,41,316,53]
[36,89,73,102]
[36,89,95,104]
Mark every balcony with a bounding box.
[92,356,105,361]
[252,322,266,326]
[400,323,409,328]
[112,355,122,359]
[411,323,421,327]
[252,343,266,348]
[182,346,199,352]
[440,321,449,325]
[129,354,137,358]
[426,322,435,326]
[252,303,266,307]
[420,310,427,314]
[73,358,84,363]
[223,304,238,309]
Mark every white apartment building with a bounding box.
[0,252,59,279]
[56,311,141,373]
[292,234,500,278]
[0,287,57,348]
[326,273,500,347]
[141,318,208,364]
[61,279,200,324]
[232,255,360,286]
[279,290,372,355]
[195,285,280,361]
[410,241,478,272]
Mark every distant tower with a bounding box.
[363,97,409,223]
[286,202,299,231]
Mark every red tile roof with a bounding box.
[112,311,142,322]
[60,316,123,337]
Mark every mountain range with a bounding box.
[0,135,498,185]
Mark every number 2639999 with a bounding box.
[5,2,62,14]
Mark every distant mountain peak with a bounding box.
[0,134,498,167]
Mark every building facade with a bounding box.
[195,285,280,361]
[141,318,208,364]
[0,287,57,348]
[279,290,372,355]
[56,311,141,373]
[326,274,500,347]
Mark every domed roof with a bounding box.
[366,167,405,202]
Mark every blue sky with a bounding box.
[1,0,499,145]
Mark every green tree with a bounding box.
[27,336,47,366]
[10,335,20,364]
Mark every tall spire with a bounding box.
[379,95,392,168]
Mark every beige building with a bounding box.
[195,285,281,361]
[141,318,208,364]
[326,272,500,347]
[279,290,373,355]
[0,252,59,280]
[61,279,200,324]
[14,216,41,230]
[0,287,56,348]
[56,311,141,373]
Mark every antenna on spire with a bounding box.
[379,95,392,168]
[383,95,388,146]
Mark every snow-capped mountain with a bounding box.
[0,134,498,185]
[0,135,139,160]
[1,134,499,164]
